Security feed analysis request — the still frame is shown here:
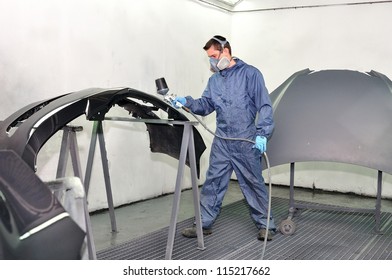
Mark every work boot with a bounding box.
[257,229,274,241]
[181,226,212,238]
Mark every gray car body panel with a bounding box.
[266,69,392,175]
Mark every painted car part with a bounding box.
[0,150,85,259]
[266,69,392,175]
[266,69,392,235]
[0,87,206,175]
[0,87,207,259]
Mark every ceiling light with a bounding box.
[215,0,243,7]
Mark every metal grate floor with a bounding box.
[97,197,392,260]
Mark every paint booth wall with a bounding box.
[0,0,230,211]
[231,1,392,198]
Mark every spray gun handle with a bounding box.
[164,94,183,108]
[164,94,175,103]
[172,95,184,108]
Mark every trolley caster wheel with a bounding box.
[279,219,296,235]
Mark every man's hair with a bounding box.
[203,35,232,55]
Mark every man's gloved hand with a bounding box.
[171,96,186,109]
[253,135,267,153]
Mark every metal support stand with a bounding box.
[57,125,84,180]
[164,122,205,260]
[84,121,117,232]
[289,162,295,209]
[375,170,382,233]
[283,162,383,234]
[56,125,97,260]
[102,117,205,260]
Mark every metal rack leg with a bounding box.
[165,125,190,260]
[84,121,117,232]
[165,123,204,259]
[97,121,117,232]
[84,123,98,195]
[68,126,84,182]
[289,162,295,208]
[188,126,205,251]
[56,128,71,179]
[375,170,382,233]
[56,125,97,259]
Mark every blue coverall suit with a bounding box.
[184,58,276,231]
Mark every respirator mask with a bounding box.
[209,55,230,72]
[209,37,231,72]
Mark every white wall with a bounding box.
[231,1,392,198]
[0,0,231,211]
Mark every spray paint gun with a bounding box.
[155,77,184,108]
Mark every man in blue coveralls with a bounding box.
[173,35,276,241]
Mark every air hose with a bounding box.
[182,106,272,260]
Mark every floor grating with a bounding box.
[97,197,392,260]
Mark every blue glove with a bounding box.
[253,136,267,153]
[171,96,186,108]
